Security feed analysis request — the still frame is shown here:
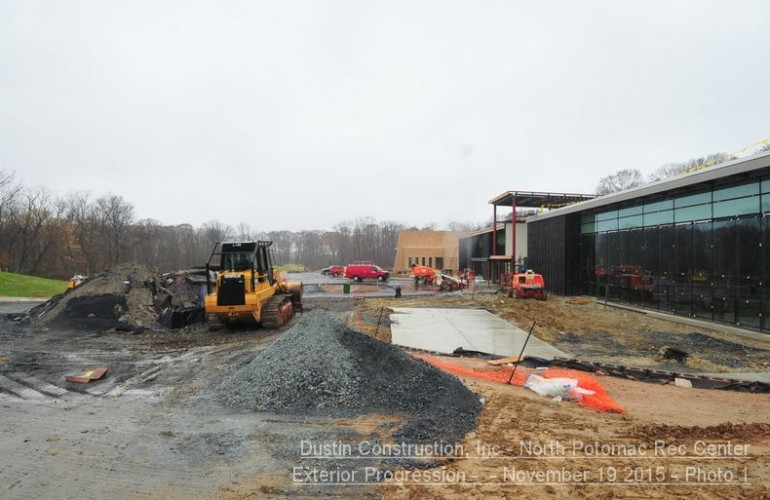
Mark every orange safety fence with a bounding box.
[414,354,625,414]
[413,354,531,386]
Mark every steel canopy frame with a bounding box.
[489,190,596,272]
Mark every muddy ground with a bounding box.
[1,291,769,499]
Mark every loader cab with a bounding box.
[206,241,278,296]
[223,242,276,281]
[222,251,254,272]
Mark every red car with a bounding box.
[328,265,345,277]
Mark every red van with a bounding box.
[345,263,389,282]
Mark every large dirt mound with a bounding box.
[25,263,163,331]
[16,263,211,332]
[218,310,482,444]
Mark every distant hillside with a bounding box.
[0,271,68,298]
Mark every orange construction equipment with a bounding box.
[411,265,435,281]
[410,265,461,291]
[67,275,85,289]
[509,269,546,300]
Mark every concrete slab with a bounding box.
[390,308,568,359]
[699,372,770,383]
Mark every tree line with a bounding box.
[0,170,413,279]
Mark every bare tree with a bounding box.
[234,222,256,241]
[267,230,294,264]
[376,220,402,267]
[447,220,484,231]
[294,230,325,269]
[95,195,135,267]
[174,223,203,268]
[60,191,102,273]
[5,188,54,273]
[198,220,234,258]
[0,170,21,226]
[27,216,71,276]
[332,221,352,264]
[351,217,378,262]
[321,218,404,268]
[128,219,163,266]
[0,170,21,270]
[647,153,734,183]
[595,169,645,195]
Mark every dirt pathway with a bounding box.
[379,357,770,499]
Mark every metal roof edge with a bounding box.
[488,190,596,205]
[529,150,770,222]
[460,223,507,238]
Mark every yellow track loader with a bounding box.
[204,241,303,329]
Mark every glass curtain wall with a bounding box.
[579,178,768,332]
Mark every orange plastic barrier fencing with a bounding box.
[414,354,625,414]
[413,354,531,386]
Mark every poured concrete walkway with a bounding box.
[390,308,568,359]
[699,372,770,383]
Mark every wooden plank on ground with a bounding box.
[487,356,522,366]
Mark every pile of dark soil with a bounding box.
[647,331,770,368]
[14,263,210,332]
[23,263,162,332]
[218,310,482,445]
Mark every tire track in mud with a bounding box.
[0,397,271,499]
[0,373,53,400]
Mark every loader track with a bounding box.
[261,294,293,329]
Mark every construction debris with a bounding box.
[487,355,523,366]
[720,380,770,393]
[534,356,770,393]
[65,367,108,384]
[11,263,209,332]
[658,346,690,364]
[218,310,482,444]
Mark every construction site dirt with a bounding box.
[1,285,770,499]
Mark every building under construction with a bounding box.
[392,230,469,274]
[458,191,595,280]
[528,150,770,333]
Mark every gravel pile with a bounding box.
[219,310,481,444]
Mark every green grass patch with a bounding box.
[275,263,307,273]
[0,271,68,298]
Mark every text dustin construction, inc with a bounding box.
[300,440,465,458]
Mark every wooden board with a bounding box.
[487,356,522,366]
[65,367,108,383]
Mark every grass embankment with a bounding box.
[0,271,68,298]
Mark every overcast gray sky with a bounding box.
[1,1,769,231]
